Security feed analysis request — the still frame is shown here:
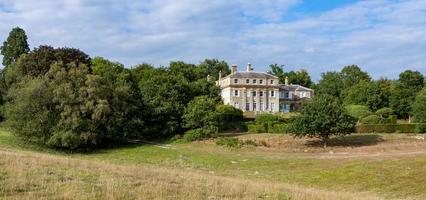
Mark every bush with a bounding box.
[215,137,240,148]
[268,123,290,133]
[216,105,244,131]
[389,115,397,124]
[345,105,372,120]
[247,124,267,133]
[183,125,218,142]
[355,124,424,133]
[376,107,393,118]
[360,115,381,124]
[414,124,426,133]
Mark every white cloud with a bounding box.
[0,0,425,80]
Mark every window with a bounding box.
[259,91,263,97]
[234,90,239,96]
[285,92,289,98]
[300,92,305,98]
[246,79,250,84]
[270,80,274,84]
[253,79,257,84]
[234,79,238,84]
[270,91,275,97]
[252,91,257,97]
[253,102,257,110]
[246,103,250,111]
[259,79,263,84]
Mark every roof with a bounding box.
[280,84,313,91]
[224,71,278,79]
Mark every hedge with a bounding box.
[356,123,426,133]
[268,123,290,133]
[247,124,267,133]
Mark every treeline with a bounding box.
[269,64,425,121]
[0,27,238,149]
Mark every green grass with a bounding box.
[1,129,426,199]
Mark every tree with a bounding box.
[1,27,30,67]
[314,71,344,98]
[340,65,371,89]
[345,105,372,121]
[183,95,220,130]
[290,94,356,147]
[342,79,391,111]
[198,59,230,80]
[412,89,426,123]
[390,70,424,119]
[268,64,312,87]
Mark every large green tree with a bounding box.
[198,59,230,80]
[390,70,424,119]
[412,89,426,123]
[340,65,371,89]
[1,27,30,67]
[268,64,312,87]
[314,71,344,98]
[290,94,356,147]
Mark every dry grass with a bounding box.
[0,149,385,200]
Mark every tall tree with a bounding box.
[314,71,344,98]
[268,64,312,87]
[0,27,30,67]
[198,59,230,80]
[390,70,424,119]
[340,65,371,89]
[412,88,426,123]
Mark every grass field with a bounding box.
[1,129,426,199]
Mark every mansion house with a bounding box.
[216,63,314,114]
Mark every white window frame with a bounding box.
[234,90,239,97]
[270,91,275,97]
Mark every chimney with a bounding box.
[285,76,289,85]
[246,63,253,72]
[218,70,222,80]
[231,64,237,73]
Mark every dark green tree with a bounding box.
[340,65,371,89]
[412,89,426,123]
[183,95,220,130]
[198,59,230,80]
[390,70,424,119]
[290,94,356,147]
[268,64,312,87]
[314,71,344,98]
[0,27,30,67]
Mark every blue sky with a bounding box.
[0,0,425,81]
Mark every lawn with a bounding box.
[1,129,426,199]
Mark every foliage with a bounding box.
[198,59,230,80]
[360,115,381,125]
[0,27,29,67]
[355,124,422,133]
[216,105,244,131]
[215,137,240,148]
[345,105,372,120]
[375,107,393,118]
[412,89,426,123]
[314,71,344,98]
[247,124,267,133]
[183,95,219,130]
[254,113,280,125]
[290,94,356,147]
[269,123,290,133]
[268,64,312,87]
[414,124,426,133]
[340,65,371,89]
[182,125,218,142]
[390,70,424,119]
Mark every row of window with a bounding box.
[233,102,275,111]
[234,78,274,85]
[234,90,275,97]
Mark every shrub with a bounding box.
[216,137,240,148]
[216,105,244,131]
[355,124,423,133]
[412,88,426,123]
[414,124,426,133]
[360,115,381,124]
[268,123,290,133]
[376,107,393,118]
[247,124,267,133]
[345,105,372,120]
[389,115,397,124]
[183,125,218,142]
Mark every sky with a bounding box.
[0,0,425,81]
